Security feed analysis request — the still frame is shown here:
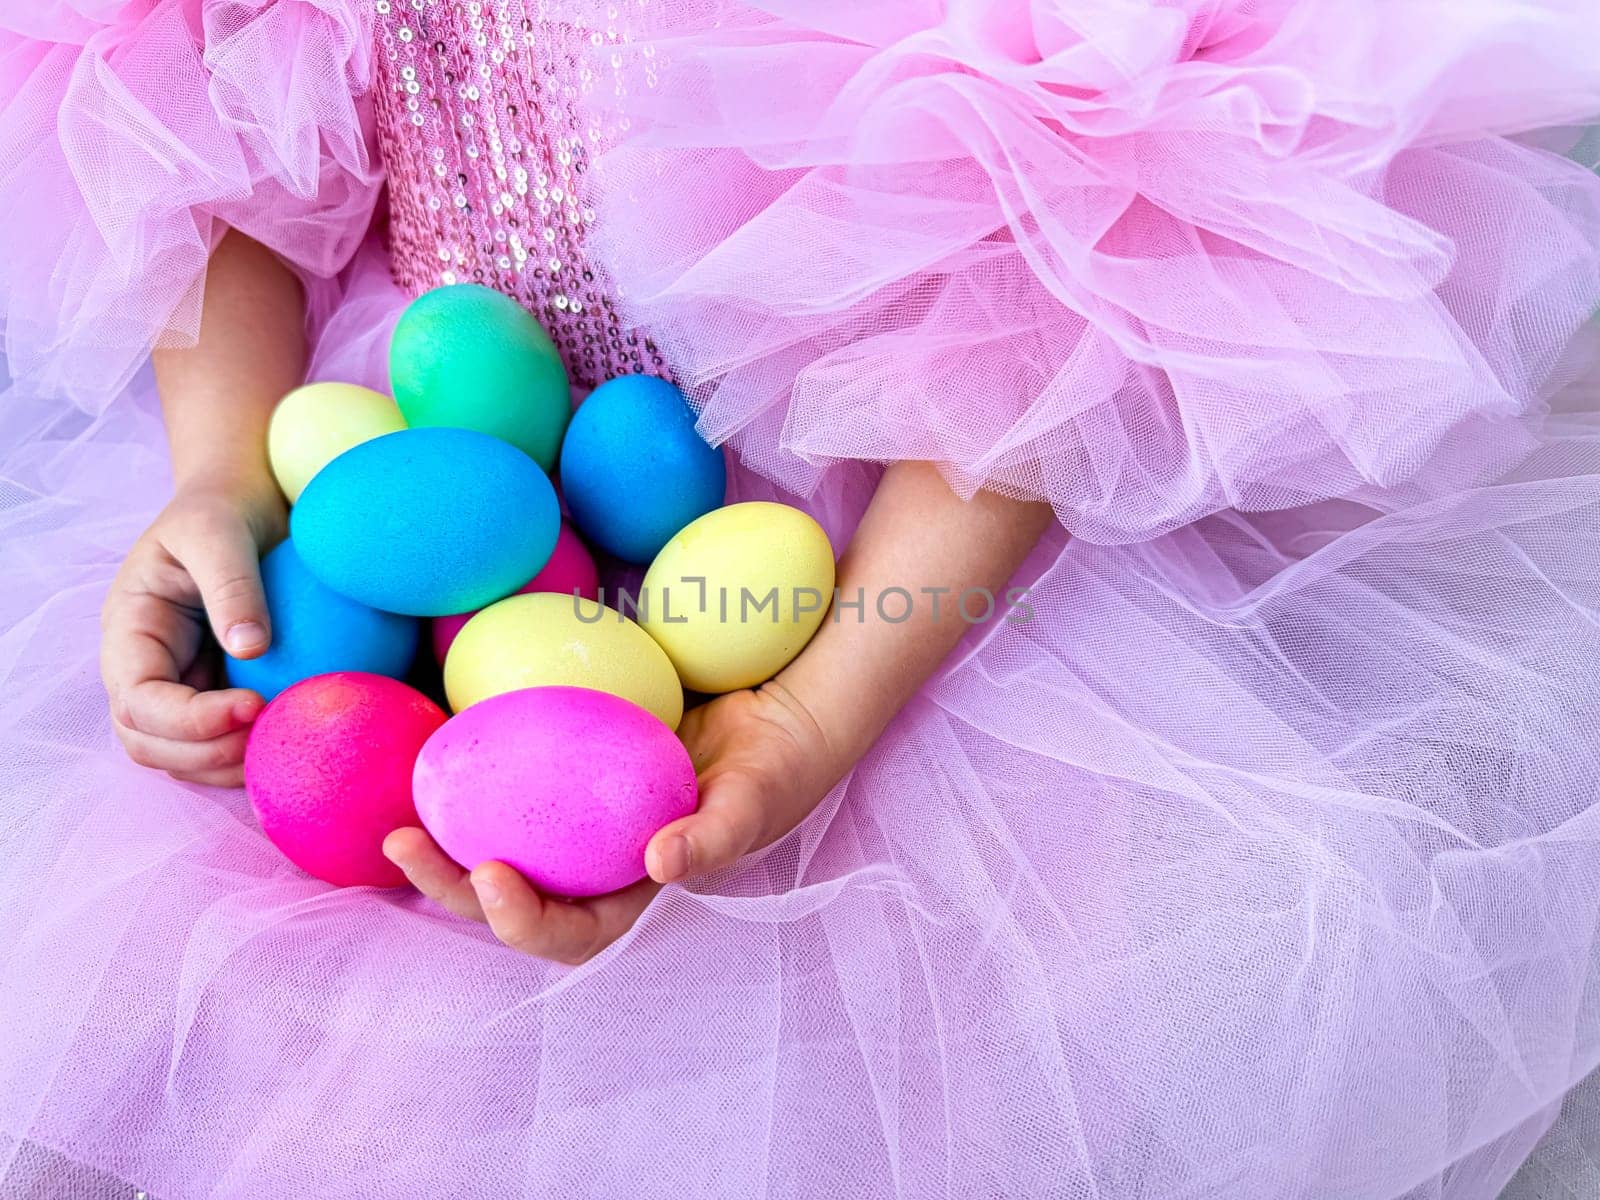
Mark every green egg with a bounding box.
[389,283,571,471]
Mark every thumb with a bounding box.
[645,772,765,884]
[182,522,272,659]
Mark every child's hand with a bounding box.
[644,681,839,883]
[100,481,286,786]
[383,681,841,964]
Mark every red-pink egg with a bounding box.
[244,672,447,888]
[431,521,600,663]
[413,686,697,897]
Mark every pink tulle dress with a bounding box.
[3,2,1600,1197]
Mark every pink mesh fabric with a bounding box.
[590,0,1600,541]
[2,2,1600,1198]
[0,0,382,409]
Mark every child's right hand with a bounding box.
[100,481,286,786]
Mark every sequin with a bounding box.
[371,0,665,387]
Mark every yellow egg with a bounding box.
[443,592,684,729]
[268,382,408,502]
[639,502,836,694]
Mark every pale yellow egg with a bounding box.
[268,382,408,502]
[638,502,836,694]
[443,591,684,729]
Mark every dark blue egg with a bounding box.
[292,427,560,617]
[225,539,418,702]
[559,375,726,564]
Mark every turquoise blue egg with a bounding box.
[292,427,561,617]
[224,540,418,702]
[559,375,726,563]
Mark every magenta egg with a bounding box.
[413,686,698,897]
[244,672,447,888]
[431,521,600,663]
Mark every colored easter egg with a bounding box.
[431,521,599,663]
[639,502,836,693]
[443,591,683,729]
[244,673,447,888]
[224,539,418,702]
[292,427,560,617]
[414,686,698,897]
[389,284,570,470]
[267,382,407,503]
[560,375,726,563]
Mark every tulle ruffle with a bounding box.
[593,0,1600,541]
[0,0,380,409]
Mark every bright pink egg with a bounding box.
[431,521,600,663]
[244,672,447,888]
[413,686,698,897]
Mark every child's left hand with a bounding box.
[384,681,841,964]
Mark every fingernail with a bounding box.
[232,699,261,726]
[473,874,502,907]
[224,621,266,655]
[654,835,691,882]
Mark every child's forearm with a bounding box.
[153,229,306,499]
[775,461,1055,777]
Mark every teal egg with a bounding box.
[292,427,561,617]
[389,284,571,470]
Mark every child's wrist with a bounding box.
[174,463,280,506]
[765,663,865,789]
[171,468,287,541]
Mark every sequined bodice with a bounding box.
[372,1,667,388]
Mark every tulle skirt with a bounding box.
[4,254,1600,1196]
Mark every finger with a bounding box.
[101,589,184,717]
[169,765,247,789]
[470,863,658,964]
[383,827,486,923]
[114,724,251,776]
[123,678,260,741]
[645,771,765,884]
[102,593,260,739]
[170,519,271,658]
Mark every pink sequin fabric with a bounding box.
[373,0,666,388]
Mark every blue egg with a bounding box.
[224,539,418,702]
[559,375,726,563]
[292,427,561,616]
